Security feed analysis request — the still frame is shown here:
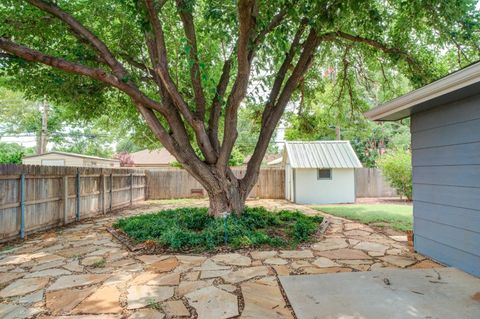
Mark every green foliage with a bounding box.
[1,0,478,171]
[113,207,323,252]
[0,142,34,164]
[377,150,412,200]
[284,71,412,168]
[316,204,412,232]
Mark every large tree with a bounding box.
[1,0,478,215]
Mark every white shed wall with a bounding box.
[293,168,355,204]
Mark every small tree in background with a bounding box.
[377,150,412,200]
[0,142,34,164]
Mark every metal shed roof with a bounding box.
[285,141,362,169]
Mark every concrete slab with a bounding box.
[280,268,480,319]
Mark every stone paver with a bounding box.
[222,266,270,283]
[212,253,251,266]
[381,255,417,268]
[311,238,349,251]
[0,278,49,298]
[279,250,314,259]
[241,276,293,318]
[264,257,288,265]
[312,257,339,268]
[73,286,122,314]
[47,274,109,291]
[186,286,238,319]
[0,272,24,285]
[46,286,96,315]
[316,248,370,260]
[0,199,438,318]
[127,285,174,309]
[129,309,165,319]
[162,300,190,317]
[250,251,277,260]
[0,303,43,319]
[176,280,214,297]
[25,268,71,278]
[147,257,178,273]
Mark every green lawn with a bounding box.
[315,204,412,232]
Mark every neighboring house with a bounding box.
[243,153,283,167]
[128,148,176,168]
[22,151,120,168]
[365,61,480,277]
[284,141,362,204]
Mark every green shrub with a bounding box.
[113,207,322,252]
[377,149,412,200]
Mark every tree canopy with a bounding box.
[1,0,478,214]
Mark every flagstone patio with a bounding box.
[0,199,442,319]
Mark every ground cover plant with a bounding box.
[316,204,412,231]
[113,207,323,252]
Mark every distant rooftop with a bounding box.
[129,148,176,165]
[285,141,362,169]
[23,151,120,162]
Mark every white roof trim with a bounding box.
[365,62,480,121]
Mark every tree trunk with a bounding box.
[206,176,247,217]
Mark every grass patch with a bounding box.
[90,258,106,268]
[113,207,322,252]
[315,204,412,231]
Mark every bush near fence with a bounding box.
[0,164,146,242]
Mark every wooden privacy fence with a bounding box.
[146,167,395,200]
[146,168,285,200]
[355,167,397,197]
[0,165,146,242]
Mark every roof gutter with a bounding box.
[365,62,480,121]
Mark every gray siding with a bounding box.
[411,92,480,277]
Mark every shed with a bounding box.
[22,151,120,168]
[365,61,480,277]
[284,141,362,204]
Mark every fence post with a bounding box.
[101,170,106,214]
[76,169,80,221]
[63,175,68,224]
[19,173,26,240]
[130,172,133,205]
[109,173,113,212]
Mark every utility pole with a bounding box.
[335,125,341,140]
[37,102,48,154]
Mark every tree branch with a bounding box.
[218,0,257,169]
[241,28,321,193]
[27,0,128,78]
[143,0,217,163]
[176,0,207,119]
[248,4,292,62]
[0,37,164,113]
[335,31,417,66]
[208,58,232,153]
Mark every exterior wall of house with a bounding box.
[23,153,119,168]
[293,168,355,204]
[411,92,480,277]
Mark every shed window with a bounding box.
[317,168,332,180]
